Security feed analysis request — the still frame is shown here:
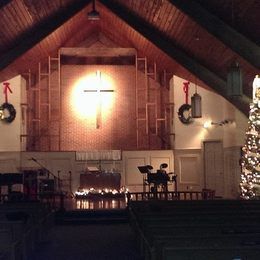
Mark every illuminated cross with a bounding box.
[84,70,114,129]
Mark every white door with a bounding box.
[204,141,224,197]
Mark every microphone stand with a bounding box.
[31,158,61,192]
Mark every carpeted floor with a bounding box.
[33,223,143,260]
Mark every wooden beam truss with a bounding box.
[169,0,260,69]
[99,0,251,115]
[0,0,92,71]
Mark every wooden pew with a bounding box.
[0,211,36,259]
[0,201,54,259]
[0,224,24,260]
[128,200,260,260]
[143,231,260,259]
[162,247,260,260]
[0,201,54,243]
[135,221,260,259]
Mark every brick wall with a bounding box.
[61,65,136,150]
[28,64,169,151]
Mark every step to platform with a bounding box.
[55,208,129,225]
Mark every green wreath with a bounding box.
[0,102,16,123]
[178,104,192,124]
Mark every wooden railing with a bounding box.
[127,190,215,202]
[0,192,65,211]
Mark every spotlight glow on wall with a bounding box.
[71,71,114,126]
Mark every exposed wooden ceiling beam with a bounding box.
[99,0,250,115]
[60,47,136,57]
[0,0,11,9]
[169,0,260,69]
[0,0,92,71]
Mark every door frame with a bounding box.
[202,140,224,195]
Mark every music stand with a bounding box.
[138,165,153,192]
[138,165,152,174]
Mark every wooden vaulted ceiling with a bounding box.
[0,0,259,115]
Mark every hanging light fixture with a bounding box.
[226,2,242,97]
[87,0,100,20]
[227,62,243,96]
[191,82,202,118]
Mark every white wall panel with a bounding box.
[125,157,146,185]
[179,155,200,184]
[123,150,174,192]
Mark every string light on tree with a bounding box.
[240,75,260,199]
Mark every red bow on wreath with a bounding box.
[3,82,13,103]
[183,81,190,104]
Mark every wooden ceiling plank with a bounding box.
[151,1,163,23]
[22,0,40,22]
[58,24,69,46]
[99,0,250,115]
[134,0,142,14]
[141,0,150,17]
[43,0,52,17]
[62,19,74,45]
[0,16,11,46]
[146,0,158,23]
[160,2,173,33]
[166,8,179,36]
[0,0,92,70]
[3,6,20,37]
[168,10,184,38]
[164,5,176,34]
[0,24,19,53]
[15,0,33,26]
[64,24,98,48]
[179,20,204,52]
[8,2,26,33]
[154,1,168,28]
[53,30,62,47]
[169,0,260,69]
[172,14,188,41]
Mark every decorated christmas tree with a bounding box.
[240,75,260,199]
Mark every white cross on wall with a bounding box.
[84,71,114,129]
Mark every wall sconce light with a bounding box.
[203,119,234,128]
[191,82,202,118]
[203,121,211,129]
[191,93,202,118]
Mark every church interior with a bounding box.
[0,0,259,259]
